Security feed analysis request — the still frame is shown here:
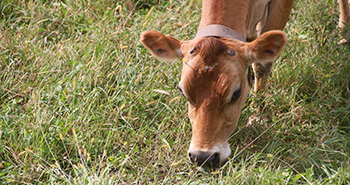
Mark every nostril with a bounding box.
[188,152,196,163]
[208,152,219,162]
[214,152,219,159]
[207,152,220,167]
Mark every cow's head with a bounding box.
[140,30,286,167]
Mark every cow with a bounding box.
[140,0,350,167]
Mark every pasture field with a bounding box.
[1,0,350,184]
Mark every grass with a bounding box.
[0,0,349,184]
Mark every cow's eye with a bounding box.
[230,88,241,103]
[177,86,186,97]
[190,47,196,54]
[227,49,235,56]
[177,86,196,105]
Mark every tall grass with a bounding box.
[1,0,349,184]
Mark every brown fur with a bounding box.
[199,0,250,35]
[195,37,228,64]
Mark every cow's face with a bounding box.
[141,31,286,167]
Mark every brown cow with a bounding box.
[141,0,350,167]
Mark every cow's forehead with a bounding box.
[179,38,247,107]
[181,37,247,79]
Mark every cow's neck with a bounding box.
[198,0,250,36]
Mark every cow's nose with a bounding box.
[188,151,220,168]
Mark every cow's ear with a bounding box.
[140,31,182,62]
[245,30,287,65]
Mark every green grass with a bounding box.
[1,0,349,184]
